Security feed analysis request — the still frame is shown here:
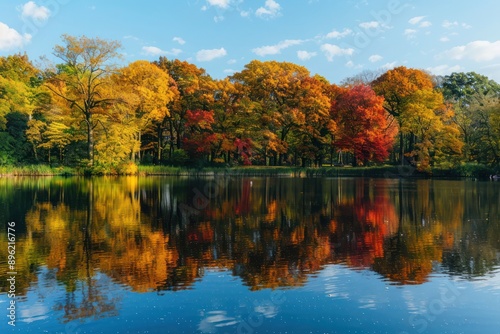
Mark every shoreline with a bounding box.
[0,164,496,179]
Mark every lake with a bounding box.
[0,176,499,333]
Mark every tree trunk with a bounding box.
[86,115,94,166]
[168,120,175,159]
[399,132,404,166]
[137,130,142,162]
[32,144,38,162]
[157,124,162,162]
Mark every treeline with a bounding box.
[1,35,500,172]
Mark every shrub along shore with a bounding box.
[0,163,497,179]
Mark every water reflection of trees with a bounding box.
[0,176,499,304]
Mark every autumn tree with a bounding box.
[331,84,397,165]
[293,75,333,166]
[182,109,216,162]
[112,60,176,162]
[372,66,462,170]
[0,54,46,163]
[372,67,431,165]
[210,78,254,164]
[44,35,122,166]
[232,60,323,166]
[0,54,44,117]
[404,89,462,170]
[154,57,214,161]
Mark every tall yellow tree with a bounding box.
[113,60,176,161]
[44,35,122,166]
[293,75,333,166]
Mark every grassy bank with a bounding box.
[138,163,498,178]
[0,163,497,178]
[139,165,427,178]
[0,165,76,176]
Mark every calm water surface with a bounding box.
[0,176,499,333]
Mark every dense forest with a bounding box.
[1,35,500,173]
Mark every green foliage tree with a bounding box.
[0,54,46,163]
[439,72,500,165]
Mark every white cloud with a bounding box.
[256,0,281,19]
[252,39,302,56]
[173,37,185,45]
[19,302,48,323]
[227,59,237,64]
[142,46,181,56]
[442,20,470,29]
[409,16,431,29]
[20,1,50,21]
[240,10,250,17]
[404,29,417,38]
[297,50,317,60]
[409,16,425,25]
[326,28,353,39]
[0,22,31,51]
[426,64,462,76]
[206,0,230,9]
[443,40,500,62]
[320,43,354,61]
[381,61,397,70]
[442,20,457,28]
[359,21,381,29]
[214,15,224,22]
[196,47,227,61]
[224,69,235,74]
[368,54,383,63]
[124,35,139,41]
[143,46,164,56]
[440,36,450,43]
[345,60,362,69]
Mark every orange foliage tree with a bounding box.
[372,66,462,170]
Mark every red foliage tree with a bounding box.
[183,110,216,159]
[234,137,253,165]
[331,84,397,165]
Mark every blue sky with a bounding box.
[1,0,500,83]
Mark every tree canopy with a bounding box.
[0,35,499,171]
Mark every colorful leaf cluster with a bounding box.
[1,36,499,170]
